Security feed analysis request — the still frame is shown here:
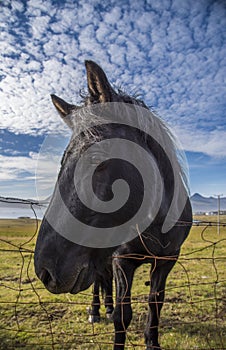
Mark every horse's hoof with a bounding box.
[88,315,100,323]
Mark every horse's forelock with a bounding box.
[62,96,189,196]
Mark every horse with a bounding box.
[34,60,192,349]
[88,267,114,323]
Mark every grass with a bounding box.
[0,217,225,349]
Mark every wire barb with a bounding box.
[0,198,225,349]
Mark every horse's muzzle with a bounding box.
[70,266,94,294]
[37,268,64,294]
[36,264,95,295]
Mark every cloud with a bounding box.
[0,0,225,157]
[0,153,38,181]
[0,145,64,198]
[173,126,226,157]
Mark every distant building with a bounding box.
[204,211,226,216]
[193,210,226,216]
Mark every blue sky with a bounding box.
[0,0,226,199]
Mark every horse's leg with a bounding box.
[104,276,114,319]
[144,258,177,350]
[113,258,136,350]
[88,280,101,323]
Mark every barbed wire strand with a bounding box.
[0,198,225,349]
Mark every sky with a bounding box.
[0,0,226,199]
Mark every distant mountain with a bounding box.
[190,193,226,213]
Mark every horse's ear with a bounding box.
[51,94,76,129]
[85,60,116,103]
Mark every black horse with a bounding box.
[34,60,192,349]
[88,266,114,323]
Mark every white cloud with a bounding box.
[173,126,226,157]
[11,0,25,12]
[0,149,62,199]
[0,0,225,159]
[104,6,122,26]
[0,153,38,181]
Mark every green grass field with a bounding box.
[0,217,225,350]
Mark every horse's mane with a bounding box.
[62,93,190,197]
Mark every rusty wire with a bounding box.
[0,198,225,349]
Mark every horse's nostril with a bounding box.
[39,269,53,286]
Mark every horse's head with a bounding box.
[34,61,148,294]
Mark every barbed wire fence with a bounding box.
[0,198,225,349]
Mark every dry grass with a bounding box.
[0,217,225,349]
